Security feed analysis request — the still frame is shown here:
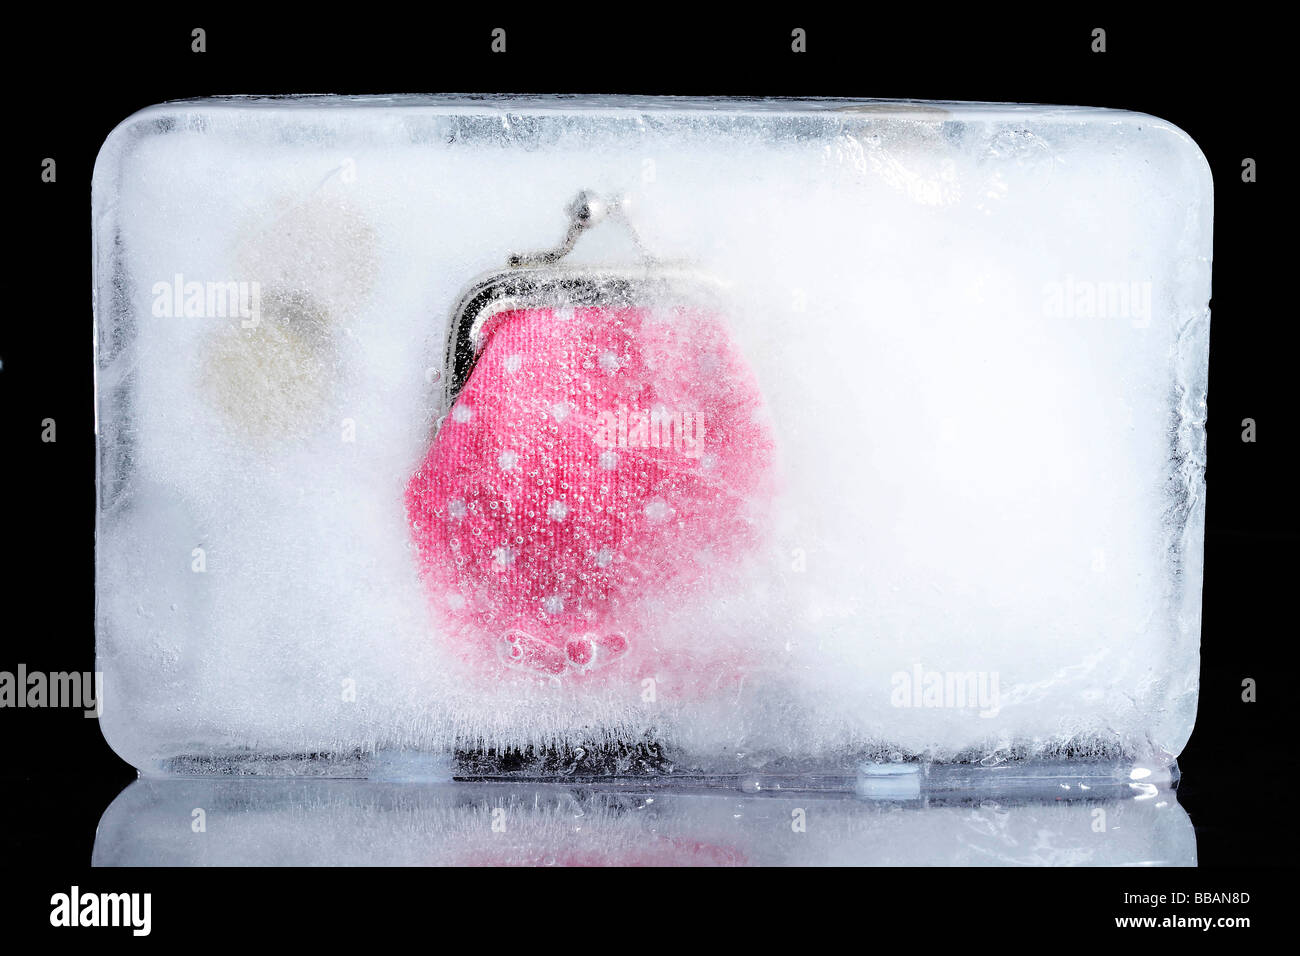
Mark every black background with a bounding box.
[0,7,1291,930]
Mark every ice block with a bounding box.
[92,96,1211,779]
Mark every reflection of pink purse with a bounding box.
[406,193,774,681]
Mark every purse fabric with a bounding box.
[407,302,774,680]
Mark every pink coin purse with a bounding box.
[406,193,775,683]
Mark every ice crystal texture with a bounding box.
[92,97,1211,775]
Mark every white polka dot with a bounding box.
[599,351,621,372]
[452,404,473,423]
[498,450,518,470]
[504,355,522,373]
[598,450,618,470]
[492,545,516,569]
[447,499,467,519]
[643,499,673,523]
[547,500,569,521]
[542,595,564,615]
[699,452,718,471]
[594,546,614,568]
[550,402,571,422]
[555,307,576,322]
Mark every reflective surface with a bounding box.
[94,765,1195,866]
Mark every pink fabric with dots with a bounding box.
[406,305,773,681]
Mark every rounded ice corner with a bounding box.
[95,709,147,775]
[1116,108,1216,199]
[91,101,189,196]
[93,678,155,776]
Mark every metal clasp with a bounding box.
[507,190,654,267]
[437,191,716,419]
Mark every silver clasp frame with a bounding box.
[439,190,726,414]
[507,191,654,267]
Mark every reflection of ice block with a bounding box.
[93,97,1211,777]
[93,772,1196,867]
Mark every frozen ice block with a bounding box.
[92,96,1211,777]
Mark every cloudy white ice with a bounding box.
[92,97,1211,776]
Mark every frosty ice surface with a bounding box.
[92,96,1211,777]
